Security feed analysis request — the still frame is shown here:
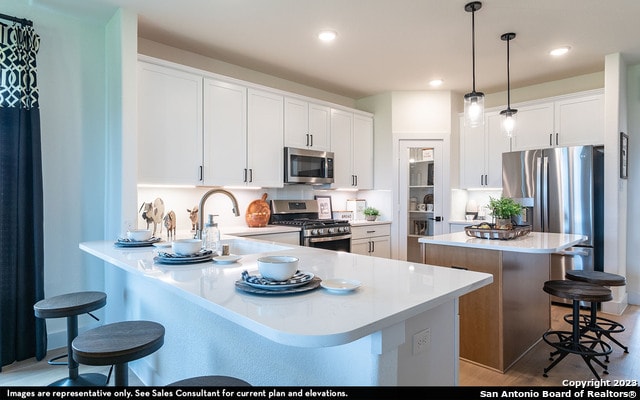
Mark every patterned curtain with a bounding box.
[0,21,46,369]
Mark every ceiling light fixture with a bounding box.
[549,46,570,56]
[429,79,444,87]
[463,2,484,128]
[318,30,337,42]
[500,32,517,138]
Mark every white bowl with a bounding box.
[257,256,299,281]
[172,239,203,256]
[127,229,152,241]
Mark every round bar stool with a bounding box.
[72,320,165,386]
[564,270,628,359]
[168,376,251,386]
[33,291,108,386]
[542,280,612,380]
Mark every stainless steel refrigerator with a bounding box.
[502,145,604,304]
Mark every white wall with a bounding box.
[625,63,640,305]
[3,0,111,348]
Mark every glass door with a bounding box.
[398,140,443,262]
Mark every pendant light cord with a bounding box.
[506,35,510,107]
[471,8,477,92]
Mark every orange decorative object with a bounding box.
[245,193,271,227]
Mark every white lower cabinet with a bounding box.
[351,223,391,258]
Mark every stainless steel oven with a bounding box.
[270,200,351,252]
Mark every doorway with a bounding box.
[398,140,444,262]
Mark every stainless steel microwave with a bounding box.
[284,147,334,184]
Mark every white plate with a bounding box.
[213,255,242,264]
[321,278,361,293]
[152,242,172,248]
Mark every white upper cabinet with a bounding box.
[330,110,374,189]
[511,90,604,151]
[353,113,374,189]
[138,62,203,185]
[510,102,555,151]
[459,112,511,189]
[203,78,247,186]
[284,97,330,151]
[554,93,604,147]
[247,88,284,188]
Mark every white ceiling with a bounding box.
[35,0,640,99]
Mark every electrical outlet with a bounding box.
[412,328,431,355]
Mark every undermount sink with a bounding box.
[219,238,292,256]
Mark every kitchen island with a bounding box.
[419,231,586,373]
[80,237,492,386]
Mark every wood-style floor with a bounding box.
[460,304,640,386]
[0,305,637,387]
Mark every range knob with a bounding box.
[311,229,318,235]
[328,227,337,234]
[317,228,325,235]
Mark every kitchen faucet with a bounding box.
[196,188,240,239]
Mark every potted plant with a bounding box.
[363,207,380,221]
[488,196,523,230]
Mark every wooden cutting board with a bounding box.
[245,193,270,227]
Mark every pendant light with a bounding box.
[463,1,484,128]
[500,32,517,137]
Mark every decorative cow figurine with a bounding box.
[187,206,199,231]
[139,197,165,237]
[163,210,176,240]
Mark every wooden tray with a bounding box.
[464,224,532,240]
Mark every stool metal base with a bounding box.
[564,311,628,355]
[49,373,108,387]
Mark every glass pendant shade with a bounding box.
[500,108,517,137]
[464,92,485,127]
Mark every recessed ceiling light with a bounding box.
[318,30,337,42]
[429,79,444,87]
[549,46,571,56]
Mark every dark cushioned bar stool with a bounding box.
[72,320,165,386]
[564,270,628,359]
[168,376,251,386]
[542,280,612,380]
[33,291,108,386]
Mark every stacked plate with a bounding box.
[154,249,215,265]
[235,270,321,295]
[114,237,162,248]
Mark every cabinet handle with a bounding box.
[310,134,313,147]
[354,175,358,187]
[306,134,310,147]
[243,168,247,182]
[549,133,553,146]
[199,166,203,181]
[249,169,253,183]
[555,133,559,146]
[371,240,375,253]
[366,230,376,233]
[485,174,488,186]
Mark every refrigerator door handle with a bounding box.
[541,156,549,232]
[535,156,543,232]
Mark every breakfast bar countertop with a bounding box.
[80,237,492,386]
[419,231,587,253]
[80,238,491,348]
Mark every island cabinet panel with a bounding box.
[423,244,550,372]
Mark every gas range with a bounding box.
[270,200,351,251]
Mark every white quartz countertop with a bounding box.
[419,231,587,253]
[80,237,492,348]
